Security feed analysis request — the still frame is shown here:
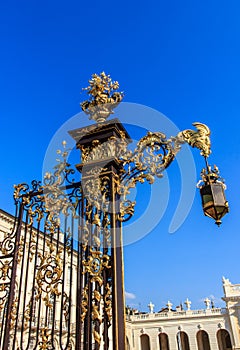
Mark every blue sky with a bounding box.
[1,0,240,312]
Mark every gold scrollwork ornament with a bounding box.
[36,243,63,305]
[82,249,111,286]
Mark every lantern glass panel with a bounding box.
[200,185,213,207]
[211,183,226,206]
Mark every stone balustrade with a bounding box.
[128,307,227,321]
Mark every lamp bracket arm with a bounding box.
[117,122,211,222]
[117,131,177,222]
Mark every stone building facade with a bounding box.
[126,278,240,350]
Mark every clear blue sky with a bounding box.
[1,0,240,312]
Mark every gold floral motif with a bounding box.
[93,329,101,345]
[92,287,102,346]
[38,328,52,350]
[83,177,102,211]
[81,286,88,322]
[42,143,79,235]
[104,283,112,322]
[119,200,136,222]
[79,133,129,164]
[82,172,112,223]
[0,259,12,281]
[92,213,101,227]
[27,205,44,228]
[93,290,101,302]
[92,304,101,324]
[81,222,90,249]
[36,243,63,306]
[13,183,29,200]
[82,249,111,286]
[81,72,123,123]
[93,234,101,248]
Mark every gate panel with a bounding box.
[0,140,122,350]
[0,174,83,349]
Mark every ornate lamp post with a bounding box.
[0,72,228,350]
[69,72,228,349]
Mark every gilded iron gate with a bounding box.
[0,122,127,350]
[0,152,85,349]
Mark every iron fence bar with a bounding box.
[76,196,84,350]
[28,217,42,350]
[59,212,68,350]
[3,203,23,350]
[19,215,35,350]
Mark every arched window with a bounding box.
[177,331,190,350]
[126,336,130,350]
[141,334,150,350]
[217,329,232,350]
[197,330,211,350]
[159,333,170,350]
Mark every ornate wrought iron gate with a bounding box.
[0,119,129,350]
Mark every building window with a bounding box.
[197,330,211,350]
[141,334,150,350]
[159,333,170,350]
[217,329,232,350]
[177,331,190,350]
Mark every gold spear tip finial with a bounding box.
[80,72,124,123]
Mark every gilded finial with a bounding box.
[80,72,124,123]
